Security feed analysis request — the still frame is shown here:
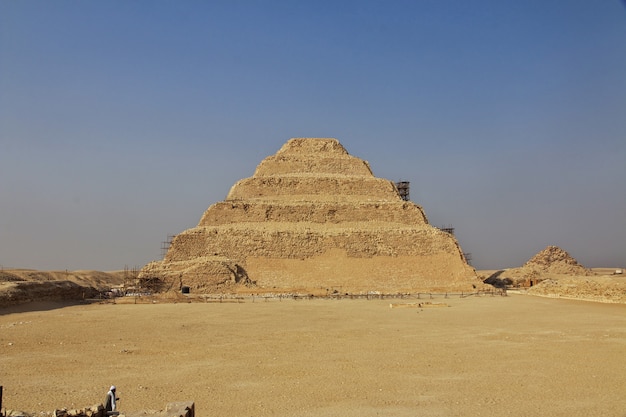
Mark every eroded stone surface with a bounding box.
[139,138,481,293]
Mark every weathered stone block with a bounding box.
[164,401,194,417]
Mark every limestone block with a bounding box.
[164,401,194,417]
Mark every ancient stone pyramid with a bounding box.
[140,138,481,294]
[485,245,593,288]
[523,245,592,276]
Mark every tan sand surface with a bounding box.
[1,294,625,417]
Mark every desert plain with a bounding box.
[1,293,625,417]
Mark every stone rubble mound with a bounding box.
[484,245,594,288]
[527,276,626,303]
[0,270,125,308]
[3,401,194,417]
[521,247,626,303]
[523,245,593,276]
[483,246,626,303]
[139,138,482,294]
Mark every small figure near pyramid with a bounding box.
[139,138,483,295]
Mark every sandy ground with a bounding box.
[1,294,625,417]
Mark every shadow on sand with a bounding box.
[483,270,513,289]
[0,299,100,315]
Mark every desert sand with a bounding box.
[1,294,625,417]
[2,140,623,417]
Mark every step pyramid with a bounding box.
[139,138,482,294]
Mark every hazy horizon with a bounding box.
[1,1,625,271]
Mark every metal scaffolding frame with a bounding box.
[396,181,410,201]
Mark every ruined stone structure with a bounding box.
[523,245,592,276]
[485,245,593,288]
[139,138,481,294]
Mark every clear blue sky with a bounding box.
[1,1,625,271]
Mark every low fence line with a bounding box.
[200,288,507,303]
[97,289,507,304]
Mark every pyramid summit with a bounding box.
[139,138,483,294]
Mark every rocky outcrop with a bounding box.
[0,270,124,308]
[53,404,105,417]
[140,138,482,294]
[0,280,99,308]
